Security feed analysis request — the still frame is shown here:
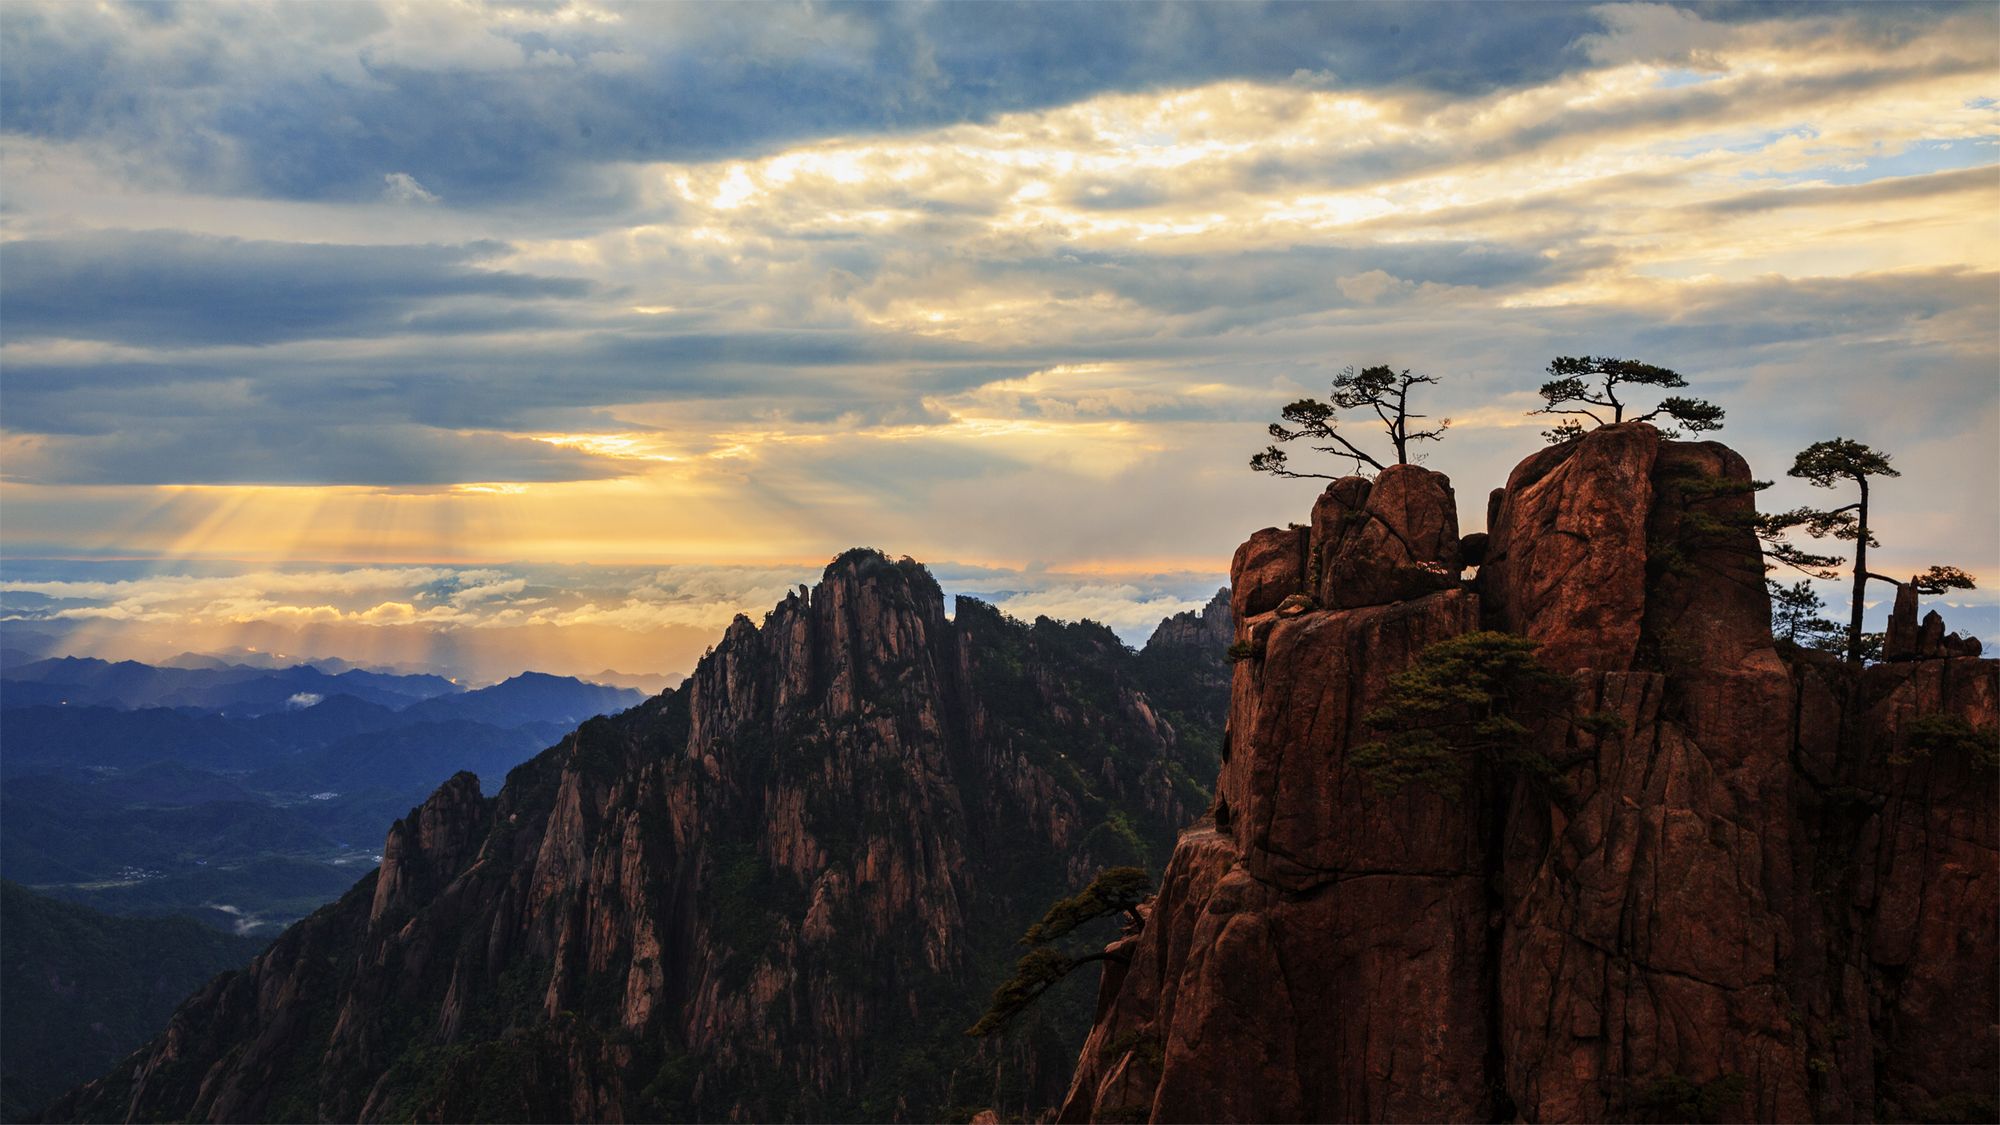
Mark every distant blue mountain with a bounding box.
[0,656,459,715]
[248,720,567,797]
[0,706,276,778]
[397,671,642,730]
[0,658,645,944]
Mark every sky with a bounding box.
[2,0,1995,680]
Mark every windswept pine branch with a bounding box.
[1528,356,1724,443]
[966,866,1153,1038]
[1250,365,1450,479]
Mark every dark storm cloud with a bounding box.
[0,230,590,346]
[7,2,1972,208]
[1009,241,1603,320]
[0,322,999,444]
[7,421,636,487]
[0,2,1609,206]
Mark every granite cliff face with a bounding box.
[43,550,1228,1124]
[1063,424,1997,1124]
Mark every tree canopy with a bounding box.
[1759,438,1975,663]
[966,866,1152,1038]
[1529,355,1724,443]
[1251,364,1448,478]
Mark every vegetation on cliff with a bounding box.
[0,880,267,1121]
[967,866,1152,1038]
[1349,630,1625,814]
[37,551,1231,1124]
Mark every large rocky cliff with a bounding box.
[1061,424,1997,1124]
[42,550,1230,1123]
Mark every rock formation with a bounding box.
[41,550,1231,1124]
[1147,589,1233,655]
[1062,423,1997,1124]
[1884,583,1985,661]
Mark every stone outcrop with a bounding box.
[1231,528,1307,623]
[1885,583,1985,660]
[1146,588,1233,655]
[1062,426,1997,1124]
[43,550,1229,1124]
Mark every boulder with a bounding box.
[1230,527,1307,624]
[1483,422,1659,673]
[1312,465,1462,610]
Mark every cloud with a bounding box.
[3,422,642,487]
[0,556,1227,652]
[0,230,587,347]
[0,3,1990,597]
[0,3,1621,204]
[383,172,440,203]
[1336,270,1413,304]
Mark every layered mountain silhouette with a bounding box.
[27,429,1998,1124]
[38,550,1231,1122]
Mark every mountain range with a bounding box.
[1,669,646,934]
[19,428,1997,1124]
[34,552,1233,1122]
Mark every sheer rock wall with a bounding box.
[44,551,1223,1124]
[1062,424,1997,1124]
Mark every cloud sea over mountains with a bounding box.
[2,1,1994,673]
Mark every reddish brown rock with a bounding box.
[371,770,490,924]
[1482,422,1660,673]
[1063,426,1997,1125]
[1498,669,1807,1123]
[1845,657,1999,1115]
[1311,466,1462,610]
[1059,826,1239,1124]
[1884,583,1922,660]
[1231,527,1307,623]
[1238,591,1484,888]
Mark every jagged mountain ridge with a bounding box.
[43,549,1230,1123]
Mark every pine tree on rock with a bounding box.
[1250,364,1448,478]
[1762,438,1975,664]
[1528,355,1724,443]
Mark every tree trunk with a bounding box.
[1847,476,1870,662]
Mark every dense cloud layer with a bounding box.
[1,1,1994,657]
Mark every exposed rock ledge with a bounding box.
[1062,423,1997,1124]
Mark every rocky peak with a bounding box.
[44,548,1228,1124]
[370,769,489,924]
[1062,424,1997,1124]
[1144,588,1232,653]
[1884,582,1985,660]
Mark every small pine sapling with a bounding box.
[1349,632,1625,814]
[1767,579,1847,653]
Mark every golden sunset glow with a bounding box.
[3,2,1994,672]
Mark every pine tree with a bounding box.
[1760,438,1975,663]
[1250,364,1448,478]
[1528,355,1724,443]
